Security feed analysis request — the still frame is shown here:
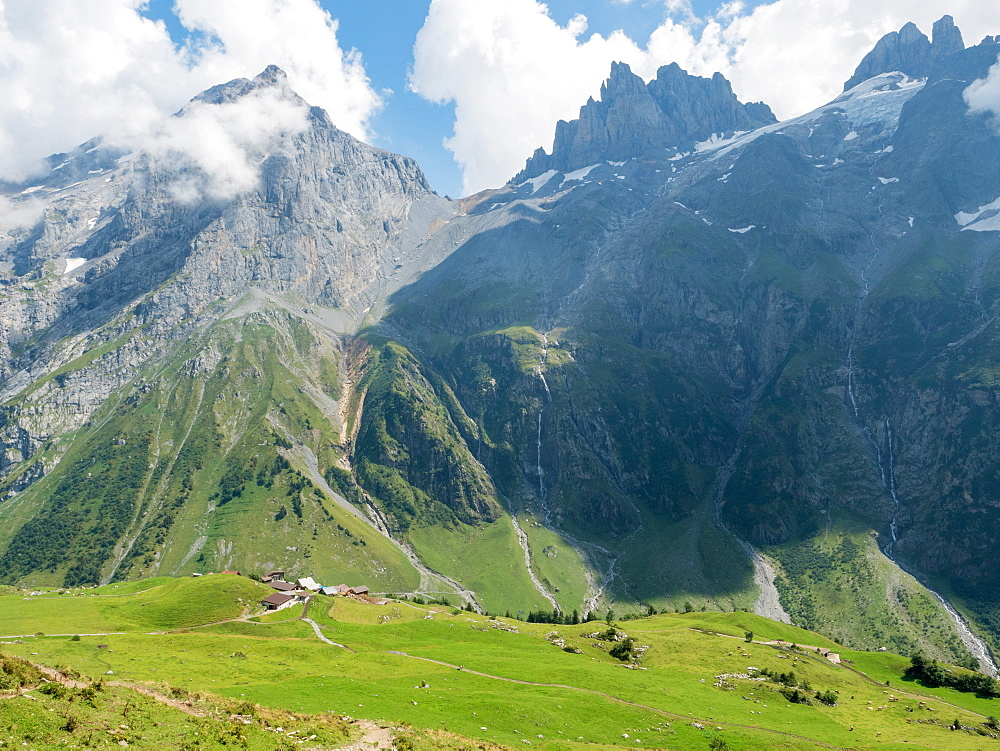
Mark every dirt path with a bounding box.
[339,720,395,750]
[384,651,847,749]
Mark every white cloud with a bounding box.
[965,56,1000,127]
[412,0,1000,194]
[140,85,311,202]
[0,195,44,234]
[0,0,379,189]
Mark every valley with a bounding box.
[2,13,1000,699]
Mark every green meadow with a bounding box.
[3,575,1000,749]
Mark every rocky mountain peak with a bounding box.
[932,15,965,58]
[516,62,775,181]
[191,64,300,107]
[843,16,965,91]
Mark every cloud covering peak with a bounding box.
[0,0,380,184]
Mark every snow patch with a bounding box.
[87,217,98,229]
[608,160,627,167]
[64,257,86,274]
[876,145,894,153]
[718,173,731,182]
[522,170,557,195]
[843,131,859,141]
[832,158,845,166]
[560,164,599,187]
[21,186,44,195]
[908,217,914,227]
[695,131,747,153]
[668,152,688,161]
[728,225,756,234]
[878,176,899,184]
[957,196,1000,232]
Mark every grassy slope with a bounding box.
[0,647,505,750]
[768,512,974,665]
[409,516,551,614]
[4,578,1000,749]
[0,575,271,636]
[0,309,422,594]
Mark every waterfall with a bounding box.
[535,334,552,520]
[846,343,859,418]
[884,419,900,554]
[876,420,998,675]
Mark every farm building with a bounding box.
[261,592,298,611]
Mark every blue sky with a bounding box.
[141,0,764,197]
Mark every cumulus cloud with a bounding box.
[965,56,1000,127]
[140,86,310,202]
[412,0,1000,194]
[0,0,378,189]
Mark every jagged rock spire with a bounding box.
[843,15,965,91]
[516,62,775,181]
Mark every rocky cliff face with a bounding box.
[516,62,776,181]
[844,15,965,90]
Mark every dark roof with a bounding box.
[265,570,285,578]
[261,592,296,606]
[349,585,369,594]
[222,570,241,575]
[270,581,296,591]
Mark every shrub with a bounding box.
[609,637,637,662]
[779,687,811,705]
[815,689,838,706]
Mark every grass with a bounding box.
[0,575,271,636]
[0,680,356,750]
[515,512,590,614]
[767,512,974,664]
[409,516,553,614]
[6,580,1000,749]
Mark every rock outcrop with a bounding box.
[843,15,965,91]
[516,62,775,181]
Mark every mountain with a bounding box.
[2,17,1000,675]
[843,15,965,90]
[517,60,776,179]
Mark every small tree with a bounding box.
[744,631,754,643]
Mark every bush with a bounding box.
[815,689,838,706]
[779,687,811,705]
[609,637,637,662]
[38,682,67,698]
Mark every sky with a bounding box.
[1,0,1000,200]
